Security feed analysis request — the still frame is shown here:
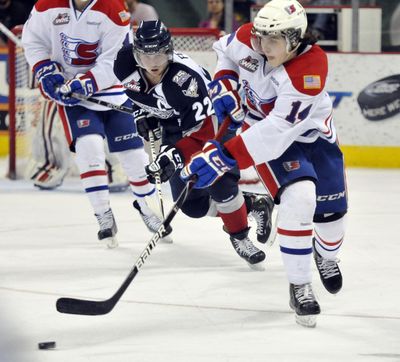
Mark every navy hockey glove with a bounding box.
[58,73,98,105]
[146,145,184,183]
[208,75,245,130]
[34,60,65,102]
[180,140,236,189]
[135,110,162,142]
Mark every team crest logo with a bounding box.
[239,56,259,72]
[53,13,70,25]
[60,33,99,66]
[124,80,141,92]
[77,119,90,128]
[285,4,296,14]
[283,161,300,172]
[182,78,199,98]
[173,71,191,87]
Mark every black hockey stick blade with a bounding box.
[56,266,138,315]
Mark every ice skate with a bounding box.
[95,209,118,248]
[244,192,274,243]
[133,200,173,243]
[229,227,266,271]
[289,283,320,328]
[313,238,343,294]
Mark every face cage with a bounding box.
[251,27,302,54]
[133,46,173,70]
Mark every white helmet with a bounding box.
[252,0,307,52]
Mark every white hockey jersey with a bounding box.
[215,24,336,168]
[22,0,131,110]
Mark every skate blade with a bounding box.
[295,314,317,328]
[105,237,118,249]
[247,261,265,271]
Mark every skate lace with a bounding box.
[294,284,316,305]
[318,258,341,279]
[250,209,265,235]
[233,237,260,257]
[96,209,114,230]
[142,213,162,232]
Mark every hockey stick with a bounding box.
[56,117,230,316]
[148,132,165,218]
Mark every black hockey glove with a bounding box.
[146,145,184,183]
[135,111,162,142]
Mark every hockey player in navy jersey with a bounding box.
[182,0,348,327]
[22,0,170,248]
[113,20,274,269]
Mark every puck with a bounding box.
[38,341,56,350]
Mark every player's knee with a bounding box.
[279,180,316,224]
[181,197,210,218]
[75,134,105,169]
[115,147,148,175]
[207,172,239,203]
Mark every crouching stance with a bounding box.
[182,0,348,326]
[113,21,274,269]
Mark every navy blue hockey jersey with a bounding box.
[113,46,217,162]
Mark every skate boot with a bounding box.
[133,200,173,243]
[244,192,274,243]
[289,283,320,328]
[95,208,118,248]
[229,227,266,271]
[313,238,342,294]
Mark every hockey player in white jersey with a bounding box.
[22,0,171,248]
[182,0,348,327]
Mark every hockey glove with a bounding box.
[208,75,245,130]
[58,73,98,105]
[146,145,184,183]
[135,110,162,142]
[180,140,236,189]
[34,60,65,102]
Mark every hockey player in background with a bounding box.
[113,20,274,269]
[21,0,170,248]
[182,0,348,327]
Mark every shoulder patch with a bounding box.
[172,70,191,87]
[182,78,199,98]
[303,75,321,90]
[284,45,327,96]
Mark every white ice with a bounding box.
[0,165,399,362]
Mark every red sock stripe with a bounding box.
[80,170,107,179]
[130,179,149,187]
[315,231,343,246]
[277,228,313,237]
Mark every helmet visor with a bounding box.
[135,52,169,69]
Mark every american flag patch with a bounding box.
[119,11,130,22]
[304,75,321,89]
[77,119,90,128]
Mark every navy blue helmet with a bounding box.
[133,20,173,55]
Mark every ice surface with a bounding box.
[0,165,399,362]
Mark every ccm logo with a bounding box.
[317,191,346,201]
[114,133,136,142]
[211,155,231,172]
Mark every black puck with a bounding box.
[38,341,56,350]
